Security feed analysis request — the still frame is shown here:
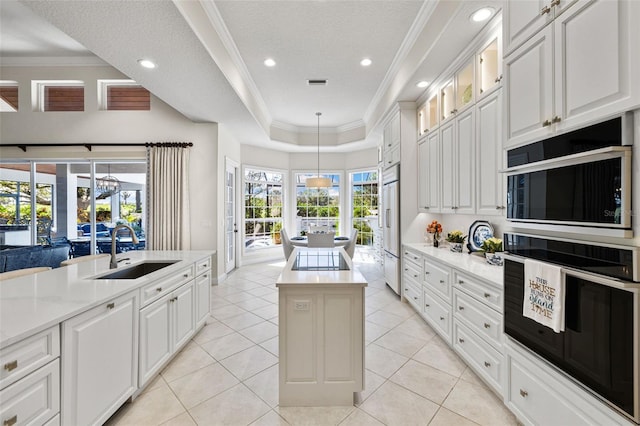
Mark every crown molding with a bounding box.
[0,56,108,67]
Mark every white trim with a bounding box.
[31,80,84,112]
[0,56,108,67]
[96,79,139,111]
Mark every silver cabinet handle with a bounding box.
[520,389,528,397]
[413,296,418,301]
[106,302,115,310]
[3,360,17,372]
[484,361,491,367]
[156,287,163,292]
[541,5,551,15]
[458,338,464,343]
[439,280,445,284]
[425,304,430,308]
[458,306,464,310]
[484,323,491,328]
[4,415,17,426]
[183,274,189,278]
[440,316,445,320]
[458,280,464,284]
[484,292,491,298]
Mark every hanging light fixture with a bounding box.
[96,164,121,197]
[306,112,332,188]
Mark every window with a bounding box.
[244,167,283,251]
[295,173,340,235]
[32,80,84,112]
[98,79,150,111]
[0,81,18,112]
[351,170,378,246]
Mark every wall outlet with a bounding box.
[294,300,310,311]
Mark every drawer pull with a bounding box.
[156,287,163,292]
[540,5,551,15]
[404,288,409,292]
[542,119,552,127]
[458,306,464,310]
[106,302,115,310]
[425,271,430,275]
[203,275,208,278]
[404,268,409,271]
[4,415,17,426]
[425,304,430,308]
[458,338,464,343]
[183,274,189,278]
[440,316,445,321]
[520,389,528,397]
[484,323,490,328]
[3,360,17,372]
[413,256,418,260]
[458,280,464,284]
[413,274,418,278]
[439,280,445,284]
[483,292,491,298]
[484,361,491,367]
[413,296,418,301]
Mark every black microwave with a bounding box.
[505,116,633,234]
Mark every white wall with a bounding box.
[0,66,219,254]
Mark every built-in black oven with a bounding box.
[505,115,632,234]
[503,233,640,422]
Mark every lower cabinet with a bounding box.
[453,320,503,394]
[139,281,195,387]
[61,291,138,426]
[195,271,211,329]
[422,287,452,345]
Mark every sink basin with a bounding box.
[93,261,179,280]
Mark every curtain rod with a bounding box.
[1,142,193,152]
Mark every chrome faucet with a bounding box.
[110,224,139,269]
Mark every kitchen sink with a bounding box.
[93,261,179,280]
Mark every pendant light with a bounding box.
[306,112,332,188]
[96,164,121,197]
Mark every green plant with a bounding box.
[480,237,503,253]
[445,230,466,243]
[272,221,282,233]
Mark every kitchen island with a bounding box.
[276,247,367,406]
[0,250,214,426]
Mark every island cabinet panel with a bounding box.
[278,287,364,407]
[61,291,138,426]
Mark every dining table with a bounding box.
[290,235,350,247]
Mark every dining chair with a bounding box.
[60,253,110,266]
[0,267,52,281]
[307,232,336,248]
[345,229,358,258]
[281,228,294,260]
[308,224,329,234]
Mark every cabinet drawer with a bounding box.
[403,280,422,312]
[0,326,60,390]
[453,320,502,394]
[140,265,194,307]
[0,359,60,426]
[454,271,502,313]
[403,260,422,283]
[402,249,422,268]
[195,257,211,276]
[422,288,451,344]
[424,260,451,302]
[453,289,502,350]
[508,356,594,426]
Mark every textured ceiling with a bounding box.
[1,0,502,152]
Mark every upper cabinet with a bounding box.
[504,0,640,147]
[442,59,475,123]
[418,93,438,139]
[382,112,401,169]
[478,37,503,97]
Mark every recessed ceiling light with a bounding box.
[470,7,494,22]
[416,81,430,88]
[137,59,156,69]
[360,58,372,67]
[264,58,276,67]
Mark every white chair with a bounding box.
[281,228,294,260]
[344,229,358,258]
[308,224,329,234]
[60,253,110,266]
[307,232,335,248]
[0,267,52,280]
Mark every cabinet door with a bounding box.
[196,272,211,328]
[139,295,172,387]
[504,0,553,55]
[476,90,504,215]
[439,121,455,212]
[455,109,474,214]
[417,141,429,212]
[504,25,554,147]
[554,0,639,131]
[173,281,195,350]
[62,292,138,426]
[427,131,440,212]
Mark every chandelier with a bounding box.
[96,164,121,196]
[306,112,331,188]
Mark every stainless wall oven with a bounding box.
[505,115,633,236]
[504,233,640,422]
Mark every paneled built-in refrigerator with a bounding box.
[382,165,400,295]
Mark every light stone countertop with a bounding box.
[0,250,214,349]
[403,243,503,287]
[276,247,367,287]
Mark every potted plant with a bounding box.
[480,237,503,265]
[272,222,283,245]
[445,230,466,253]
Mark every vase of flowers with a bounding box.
[445,230,466,253]
[480,237,503,266]
[426,220,443,247]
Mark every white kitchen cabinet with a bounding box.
[402,248,423,311]
[475,89,505,215]
[422,286,452,345]
[453,320,504,394]
[477,36,502,99]
[195,272,211,329]
[382,112,401,169]
[62,291,138,426]
[139,280,195,387]
[418,131,440,213]
[441,108,474,214]
[417,93,438,139]
[417,141,429,212]
[505,0,640,147]
[0,359,59,426]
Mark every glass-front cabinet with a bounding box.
[478,37,502,97]
[441,80,455,121]
[418,93,438,138]
[455,61,474,112]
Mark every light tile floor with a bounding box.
[107,250,518,426]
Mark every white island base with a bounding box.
[276,248,367,407]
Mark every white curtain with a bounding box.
[146,145,191,250]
